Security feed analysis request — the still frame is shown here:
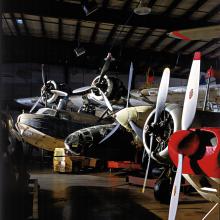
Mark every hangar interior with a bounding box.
[0,1,220,220]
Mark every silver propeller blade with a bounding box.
[41,64,46,86]
[168,52,201,220]
[98,88,113,112]
[129,120,143,141]
[126,62,134,107]
[51,90,68,97]
[99,123,120,144]
[72,86,94,95]
[98,53,113,83]
[29,96,42,113]
[142,67,170,193]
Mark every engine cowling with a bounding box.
[90,75,127,101]
[143,103,182,163]
[41,80,58,104]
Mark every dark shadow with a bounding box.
[39,187,162,220]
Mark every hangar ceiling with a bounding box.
[1,0,220,77]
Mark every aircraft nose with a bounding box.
[64,132,82,156]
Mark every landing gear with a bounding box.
[153,167,174,204]
[154,177,171,204]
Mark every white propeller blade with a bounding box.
[51,90,68,97]
[168,52,201,220]
[126,62,134,107]
[168,154,183,220]
[154,67,170,122]
[142,67,170,193]
[182,52,201,130]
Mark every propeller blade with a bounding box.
[182,52,201,130]
[99,123,120,144]
[168,154,183,220]
[142,68,170,193]
[51,90,68,97]
[129,120,143,141]
[142,135,153,193]
[98,53,112,83]
[41,64,46,86]
[98,89,113,112]
[154,67,170,123]
[72,86,94,95]
[168,52,201,220]
[29,96,42,113]
[126,62,134,107]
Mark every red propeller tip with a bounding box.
[193,52,201,60]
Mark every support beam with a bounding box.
[181,0,208,19]
[21,13,30,36]
[194,39,220,53]
[40,16,46,37]
[10,13,20,36]
[135,29,152,48]
[58,18,62,40]
[122,26,136,47]
[179,41,199,53]
[159,0,210,50]
[201,4,220,21]
[90,22,99,43]
[74,21,81,43]
[2,0,217,30]
[148,0,157,8]
[2,35,216,73]
[105,25,118,47]
[122,0,133,11]
[2,14,14,35]
[102,0,110,9]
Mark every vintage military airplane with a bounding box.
[168,53,220,220]
[64,62,139,161]
[15,60,133,154]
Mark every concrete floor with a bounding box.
[31,170,219,220]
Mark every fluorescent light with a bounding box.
[16,19,23,24]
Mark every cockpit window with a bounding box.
[36,108,57,116]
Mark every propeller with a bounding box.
[30,64,47,113]
[98,53,114,84]
[142,67,170,193]
[168,52,201,220]
[30,64,67,113]
[50,90,68,97]
[98,62,134,144]
[72,86,94,95]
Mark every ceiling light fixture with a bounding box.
[82,0,98,16]
[134,0,152,16]
[16,19,23,24]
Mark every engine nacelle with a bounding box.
[143,103,182,163]
[41,80,58,104]
[90,75,127,101]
